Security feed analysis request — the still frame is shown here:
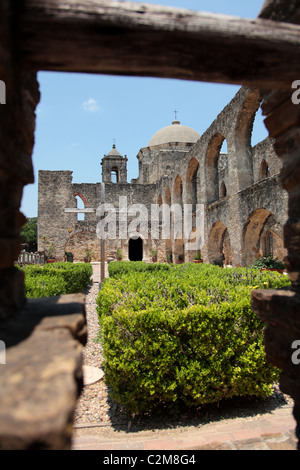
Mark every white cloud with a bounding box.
[82,98,100,112]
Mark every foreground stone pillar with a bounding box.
[0,294,87,449]
[0,2,86,450]
[0,1,40,320]
[251,0,300,451]
[252,90,300,450]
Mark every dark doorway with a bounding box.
[129,237,143,261]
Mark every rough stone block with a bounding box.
[0,294,86,449]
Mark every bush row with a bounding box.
[19,262,93,298]
[97,262,291,415]
[108,260,171,278]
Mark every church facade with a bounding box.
[38,86,288,267]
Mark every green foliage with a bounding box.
[20,217,37,251]
[253,255,285,270]
[193,250,202,261]
[97,263,290,415]
[84,247,94,262]
[108,261,171,278]
[19,262,93,298]
[116,248,123,261]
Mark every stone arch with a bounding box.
[207,221,232,265]
[111,166,119,183]
[205,133,226,203]
[235,88,262,190]
[242,208,284,265]
[172,175,183,241]
[259,159,270,180]
[173,175,183,205]
[185,227,202,262]
[74,191,87,206]
[75,193,86,221]
[165,238,173,263]
[64,231,99,262]
[174,238,184,263]
[186,157,199,211]
[165,186,171,206]
[162,187,172,261]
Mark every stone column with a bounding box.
[0,2,40,321]
[252,90,300,450]
[251,0,300,450]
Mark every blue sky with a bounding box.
[21,0,267,218]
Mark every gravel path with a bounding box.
[74,282,128,426]
[74,279,294,433]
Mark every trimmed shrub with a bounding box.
[97,263,290,414]
[108,260,171,278]
[19,262,93,298]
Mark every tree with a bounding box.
[20,217,37,252]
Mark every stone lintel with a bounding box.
[0,294,87,450]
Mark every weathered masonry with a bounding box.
[0,0,300,450]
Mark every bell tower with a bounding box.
[101,144,128,183]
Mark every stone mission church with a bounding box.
[38,86,288,266]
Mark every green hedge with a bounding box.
[108,260,171,278]
[97,263,290,414]
[19,262,93,298]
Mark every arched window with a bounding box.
[75,194,85,221]
[111,167,119,183]
[263,230,273,257]
[205,133,227,203]
[173,175,183,206]
[186,158,199,213]
[259,159,270,180]
[220,181,227,198]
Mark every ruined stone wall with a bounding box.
[38,171,76,261]
[150,87,286,266]
[252,137,282,183]
[137,143,193,184]
[38,172,159,262]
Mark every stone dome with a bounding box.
[148,120,200,147]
